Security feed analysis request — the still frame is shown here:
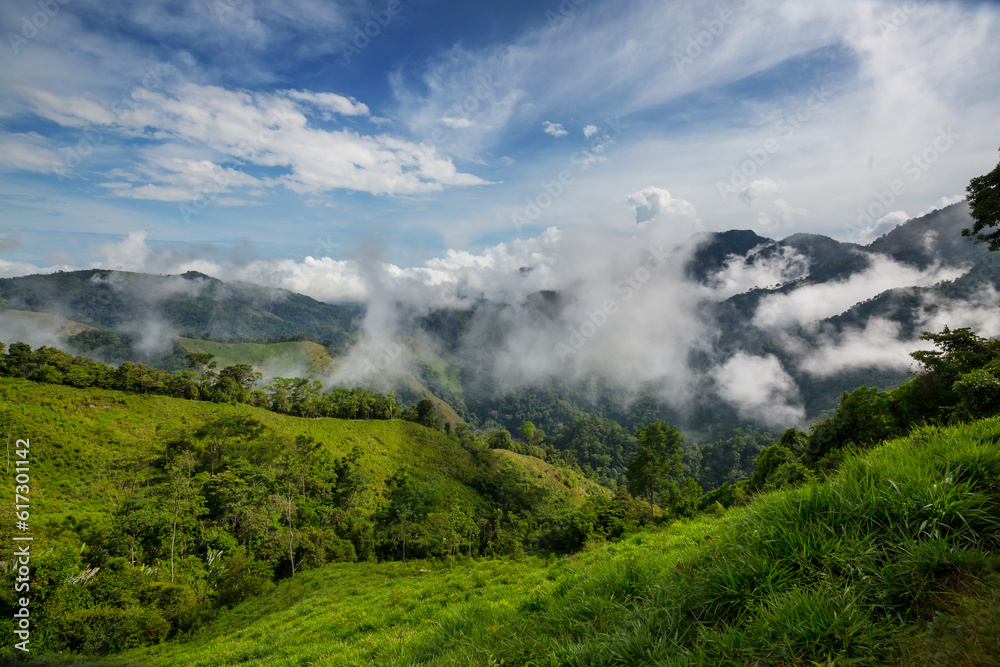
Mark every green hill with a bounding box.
[0,377,599,541]
[30,414,999,666]
[175,337,337,378]
[0,376,630,663]
[0,269,360,355]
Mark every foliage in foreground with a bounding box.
[40,415,1000,667]
[0,376,636,660]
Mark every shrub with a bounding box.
[55,605,169,654]
[216,552,273,608]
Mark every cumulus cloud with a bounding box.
[711,353,805,427]
[17,81,490,198]
[542,121,568,137]
[625,186,700,230]
[583,124,599,137]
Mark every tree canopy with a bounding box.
[961,148,1000,249]
[626,420,685,519]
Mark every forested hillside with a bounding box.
[0,373,624,660]
[0,270,359,361]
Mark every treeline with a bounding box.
[0,341,400,421]
[479,412,769,495]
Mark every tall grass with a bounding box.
[39,417,1000,666]
[409,419,1000,666]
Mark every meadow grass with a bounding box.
[8,378,1000,665]
[175,338,336,377]
[68,417,1000,666]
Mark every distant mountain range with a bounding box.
[1,202,993,447]
[0,269,359,363]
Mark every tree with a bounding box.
[910,326,997,380]
[519,421,537,444]
[166,452,206,583]
[805,386,898,463]
[961,148,1000,249]
[379,469,439,561]
[186,352,218,394]
[626,420,685,520]
[218,364,261,395]
[194,415,266,475]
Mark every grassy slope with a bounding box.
[0,377,592,547]
[493,449,609,508]
[175,337,336,377]
[401,374,466,426]
[0,378,472,549]
[53,416,1000,667]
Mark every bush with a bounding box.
[55,605,169,654]
[139,582,198,633]
[953,368,1000,419]
[216,552,273,608]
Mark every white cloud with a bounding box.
[796,286,1000,378]
[16,82,491,198]
[583,124,599,137]
[847,210,909,244]
[708,244,811,299]
[381,0,1000,240]
[439,117,475,129]
[755,199,808,234]
[0,133,64,174]
[625,186,700,228]
[754,254,967,330]
[711,353,805,427]
[284,90,370,117]
[739,177,784,205]
[542,121,568,137]
[798,318,921,377]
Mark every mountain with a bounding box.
[0,269,360,360]
[684,229,772,283]
[1,202,993,483]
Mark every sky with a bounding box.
[1,0,1000,301]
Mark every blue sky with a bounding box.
[1,0,1000,300]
